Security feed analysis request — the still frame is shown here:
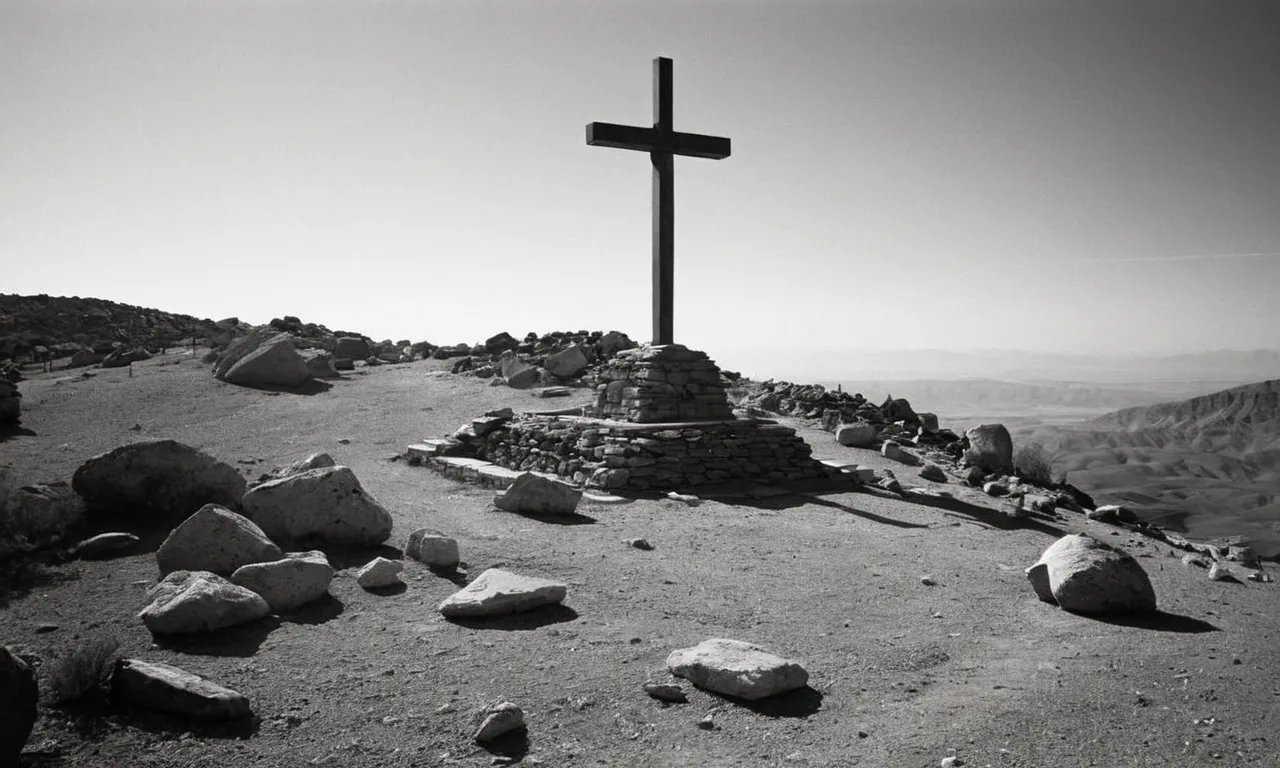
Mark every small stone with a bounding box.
[983,481,1009,497]
[626,538,654,551]
[405,528,460,569]
[644,682,687,703]
[35,623,59,634]
[940,757,964,768]
[472,701,525,743]
[918,464,947,483]
[696,713,716,730]
[667,638,808,700]
[356,557,404,589]
[921,575,937,586]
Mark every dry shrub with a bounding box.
[1014,441,1059,486]
[43,636,120,706]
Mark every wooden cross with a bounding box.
[586,57,731,345]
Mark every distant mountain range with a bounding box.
[1026,380,1280,557]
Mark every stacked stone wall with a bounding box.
[459,416,830,491]
[588,344,734,423]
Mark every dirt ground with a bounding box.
[2,350,1277,767]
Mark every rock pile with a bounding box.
[433,413,832,491]
[589,344,733,422]
[447,329,637,386]
[738,381,951,446]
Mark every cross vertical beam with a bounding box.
[586,57,731,346]
[652,57,675,345]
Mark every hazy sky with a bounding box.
[4,0,1279,373]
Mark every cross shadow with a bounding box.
[0,555,81,610]
[1086,609,1219,634]
[219,379,333,396]
[427,565,470,587]
[907,493,1067,537]
[446,604,579,631]
[706,685,824,718]
[802,495,933,530]
[478,727,529,761]
[152,616,281,657]
[498,510,597,526]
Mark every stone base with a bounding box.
[416,414,835,492]
[588,344,733,423]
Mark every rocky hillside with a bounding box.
[0,294,218,360]
[1031,380,1280,556]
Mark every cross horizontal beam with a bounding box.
[586,122,731,160]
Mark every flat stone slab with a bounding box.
[139,570,271,635]
[667,638,809,700]
[113,659,250,719]
[356,557,403,589]
[582,492,633,505]
[438,568,567,618]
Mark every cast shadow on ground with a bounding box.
[503,510,597,526]
[154,616,281,657]
[800,495,933,530]
[446,604,579,631]
[479,727,529,761]
[0,423,37,442]
[53,694,259,741]
[713,685,825,718]
[281,593,344,625]
[323,544,403,570]
[235,379,333,396]
[1089,610,1219,634]
[364,582,408,597]
[907,493,1067,537]
[429,565,470,587]
[0,555,81,610]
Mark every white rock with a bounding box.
[73,532,139,558]
[356,557,403,589]
[267,452,336,481]
[1025,534,1156,615]
[112,659,251,719]
[230,551,333,612]
[139,570,271,635]
[881,440,920,466]
[222,333,311,389]
[667,638,809,700]
[835,423,875,448]
[241,465,393,547]
[405,528,460,569]
[156,504,282,576]
[472,701,525,742]
[983,481,1009,497]
[493,472,582,516]
[438,568,566,618]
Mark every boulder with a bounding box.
[0,646,38,764]
[494,472,583,516]
[72,440,246,520]
[881,440,920,466]
[964,424,1014,474]
[983,481,1009,497]
[73,532,139,558]
[473,701,525,743]
[917,412,940,434]
[222,333,310,389]
[302,350,339,379]
[544,345,589,378]
[68,349,104,368]
[0,480,84,559]
[240,465,393,548]
[156,504,282,576]
[483,332,519,354]
[598,330,634,359]
[438,568,567,618]
[231,551,333,612]
[835,422,875,448]
[139,570,271,635]
[112,659,251,719]
[333,337,370,360]
[666,638,809,700]
[332,357,355,371]
[356,556,403,589]
[506,367,540,390]
[919,464,947,483]
[1025,534,1156,615]
[405,528,460,569]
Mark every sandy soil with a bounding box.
[2,351,1278,767]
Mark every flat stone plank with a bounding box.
[438,568,567,618]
